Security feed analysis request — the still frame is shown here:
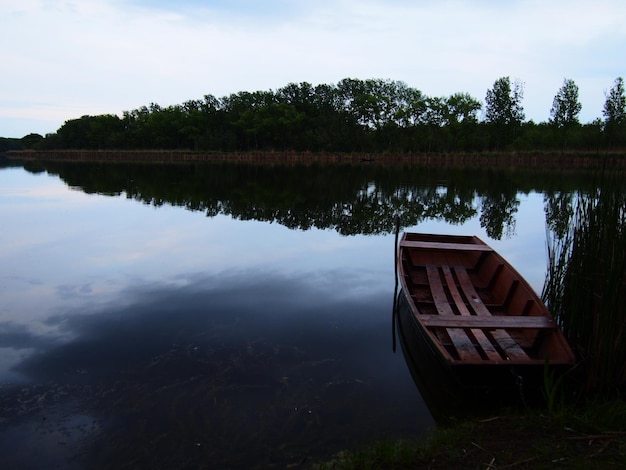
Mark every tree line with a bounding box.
[4,76,626,154]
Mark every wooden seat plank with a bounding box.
[453,266,530,361]
[441,266,502,361]
[421,316,556,329]
[425,266,482,362]
[454,266,493,316]
[401,240,493,252]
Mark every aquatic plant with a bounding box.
[543,175,626,397]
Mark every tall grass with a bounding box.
[543,176,626,398]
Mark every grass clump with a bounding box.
[316,401,626,469]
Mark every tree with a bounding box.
[21,133,44,149]
[55,115,123,149]
[422,96,447,152]
[336,78,402,130]
[444,93,482,150]
[549,78,582,149]
[603,77,626,125]
[443,93,481,125]
[484,77,525,149]
[550,78,581,128]
[485,76,525,126]
[603,77,626,145]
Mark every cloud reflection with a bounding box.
[0,321,57,351]
[2,269,430,468]
[12,268,404,385]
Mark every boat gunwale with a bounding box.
[397,232,576,367]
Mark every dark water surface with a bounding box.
[0,160,597,468]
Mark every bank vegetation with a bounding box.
[2,76,626,159]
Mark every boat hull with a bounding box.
[396,290,562,420]
[396,232,576,406]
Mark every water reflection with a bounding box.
[1,270,430,468]
[2,159,621,468]
[16,160,592,239]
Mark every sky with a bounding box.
[1,0,625,138]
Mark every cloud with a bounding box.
[1,0,625,136]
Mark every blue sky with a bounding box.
[1,0,625,138]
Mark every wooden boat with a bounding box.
[397,232,576,395]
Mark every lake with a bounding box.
[0,158,596,468]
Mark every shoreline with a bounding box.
[5,149,626,169]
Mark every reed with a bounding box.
[542,356,569,415]
[543,175,626,397]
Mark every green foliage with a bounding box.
[550,78,582,127]
[317,439,419,470]
[550,78,582,150]
[603,77,626,146]
[542,356,572,415]
[0,137,24,152]
[485,76,525,126]
[603,77,626,127]
[0,133,44,151]
[29,76,626,154]
[484,76,525,149]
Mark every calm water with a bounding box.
[0,159,591,468]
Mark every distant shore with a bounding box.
[5,149,626,169]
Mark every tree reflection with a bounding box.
[476,174,520,239]
[21,160,610,238]
[544,191,575,239]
